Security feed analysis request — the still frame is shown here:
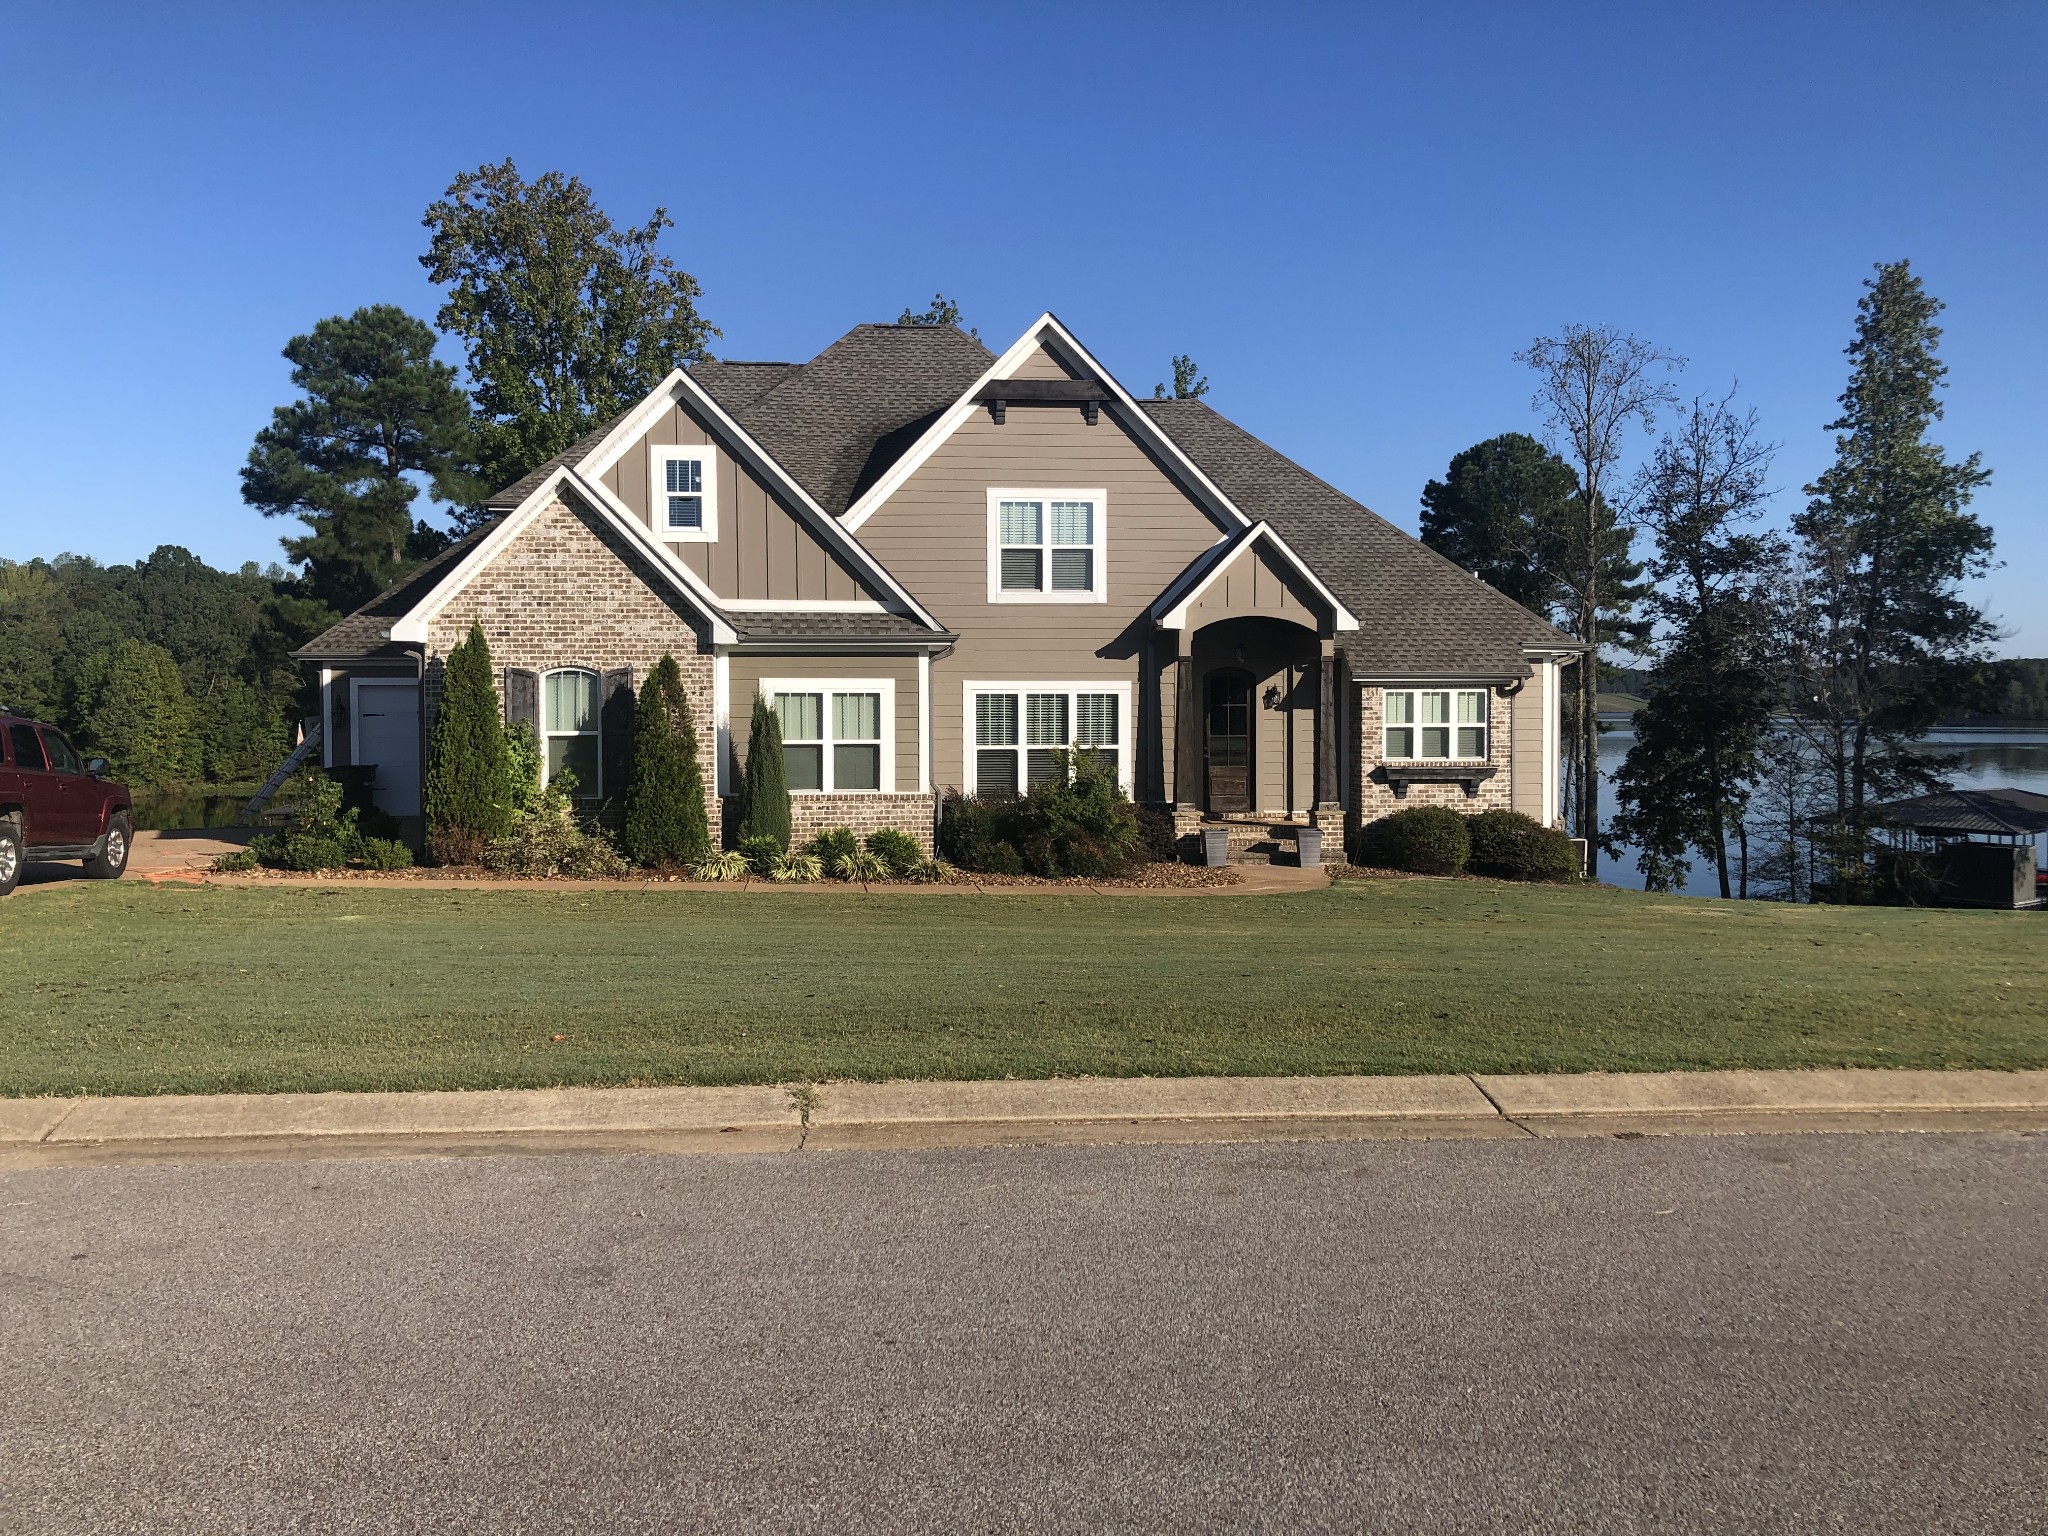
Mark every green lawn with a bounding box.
[3,879,2042,1097]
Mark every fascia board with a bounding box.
[1156,521,1360,632]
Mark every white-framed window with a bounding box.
[543,668,602,793]
[986,488,1106,603]
[965,681,1130,795]
[649,445,719,542]
[761,679,894,793]
[1382,688,1488,761]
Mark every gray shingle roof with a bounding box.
[689,360,802,409]
[481,418,622,512]
[1136,398,1578,677]
[292,525,499,661]
[727,611,952,644]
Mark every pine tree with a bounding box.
[622,654,710,867]
[736,692,791,850]
[423,622,513,864]
[1790,260,1995,887]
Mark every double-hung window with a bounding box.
[649,446,718,541]
[988,489,1105,602]
[543,669,602,793]
[1382,688,1488,761]
[766,681,892,793]
[969,684,1126,794]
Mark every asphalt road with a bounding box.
[3,1132,2044,1534]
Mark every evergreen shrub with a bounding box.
[865,828,924,878]
[244,770,414,872]
[483,769,629,878]
[1467,808,1581,882]
[623,654,710,868]
[938,754,1142,877]
[736,692,791,851]
[423,622,512,864]
[738,834,784,876]
[1353,805,1471,875]
[804,827,860,866]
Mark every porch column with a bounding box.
[1314,640,1340,820]
[1174,645,1200,810]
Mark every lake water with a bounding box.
[1597,724,2048,897]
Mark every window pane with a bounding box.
[1457,691,1486,724]
[665,458,702,494]
[547,733,599,793]
[1457,726,1486,757]
[976,748,1018,797]
[1080,747,1118,783]
[43,732,81,774]
[833,692,880,742]
[1420,692,1451,725]
[1075,694,1118,746]
[784,743,823,791]
[999,548,1042,590]
[774,692,822,741]
[544,671,597,732]
[1025,693,1069,746]
[975,693,1018,747]
[1050,549,1093,591]
[666,495,703,529]
[998,500,1042,545]
[833,743,881,791]
[8,724,46,771]
[1050,500,1092,544]
[1421,726,1451,758]
[1384,691,1414,725]
[1026,748,1063,787]
[1385,727,1414,759]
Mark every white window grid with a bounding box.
[986,488,1107,604]
[761,678,895,793]
[542,668,603,795]
[964,681,1132,795]
[1382,688,1488,761]
[649,445,718,542]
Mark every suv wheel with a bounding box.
[85,813,131,880]
[0,814,20,897]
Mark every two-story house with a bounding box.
[294,314,1580,859]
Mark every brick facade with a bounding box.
[785,792,936,854]
[424,492,720,835]
[1349,684,1515,835]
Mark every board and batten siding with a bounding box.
[1182,539,1326,629]
[727,652,921,792]
[852,402,1230,794]
[597,398,876,604]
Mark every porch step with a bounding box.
[1198,819,1343,867]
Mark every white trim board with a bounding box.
[1153,521,1358,632]
[985,487,1109,606]
[959,679,1135,797]
[647,442,718,543]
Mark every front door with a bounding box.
[354,682,422,817]
[1204,669,1253,814]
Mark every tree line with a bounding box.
[1419,259,2004,899]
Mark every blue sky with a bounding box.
[3,2,2041,650]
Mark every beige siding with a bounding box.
[1510,661,1551,823]
[1183,540,1325,627]
[854,404,1229,793]
[1009,344,1077,381]
[728,652,921,792]
[598,398,873,603]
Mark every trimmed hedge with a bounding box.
[1467,808,1581,883]
[1352,805,1471,876]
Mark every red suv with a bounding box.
[0,712,134,896]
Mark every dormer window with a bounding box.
[987,488,1106,603]
[649,446,718,542]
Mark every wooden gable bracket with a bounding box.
[975,378,1109,427]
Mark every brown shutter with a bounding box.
[504,668,539,734]
[600,667,635,806]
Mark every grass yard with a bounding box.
[2,878,2042,1097]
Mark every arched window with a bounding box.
[542,669,601,795]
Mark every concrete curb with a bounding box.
[3,1069,2045,1166]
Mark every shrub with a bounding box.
[244,770,414,872]
[505,720,544,820]
[939,759,1142,877]
[736,692,790,851]
[739,834,784,876]
[1132,804,1180,864]
[1467,808,1581,882]
[770,851,823,882]
[831,849,890,882]
[804,827,860,866]
[623,654,710,868]
[694,849,752,881]
[1353,805,1471,876]
[423,622,513,864]
[865,828,925,879]
[211,847,259,873]
[483,770,629,878]
[982,841,1024,876]
[938,791,1003,869]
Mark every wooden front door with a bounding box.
[1204,669,1253,813]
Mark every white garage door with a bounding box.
[353,682,421,817]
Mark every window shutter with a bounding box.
[600,667,635,805]
[504,668,539,733]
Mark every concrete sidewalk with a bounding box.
[4,1068,2046,1166]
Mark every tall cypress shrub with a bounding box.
[736,691,791,850]
[423,621,512,864]
[622,653,710,867]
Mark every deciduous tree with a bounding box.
[898,293,979,341]
[1153,355,1209,400]
[72,639,200,785]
